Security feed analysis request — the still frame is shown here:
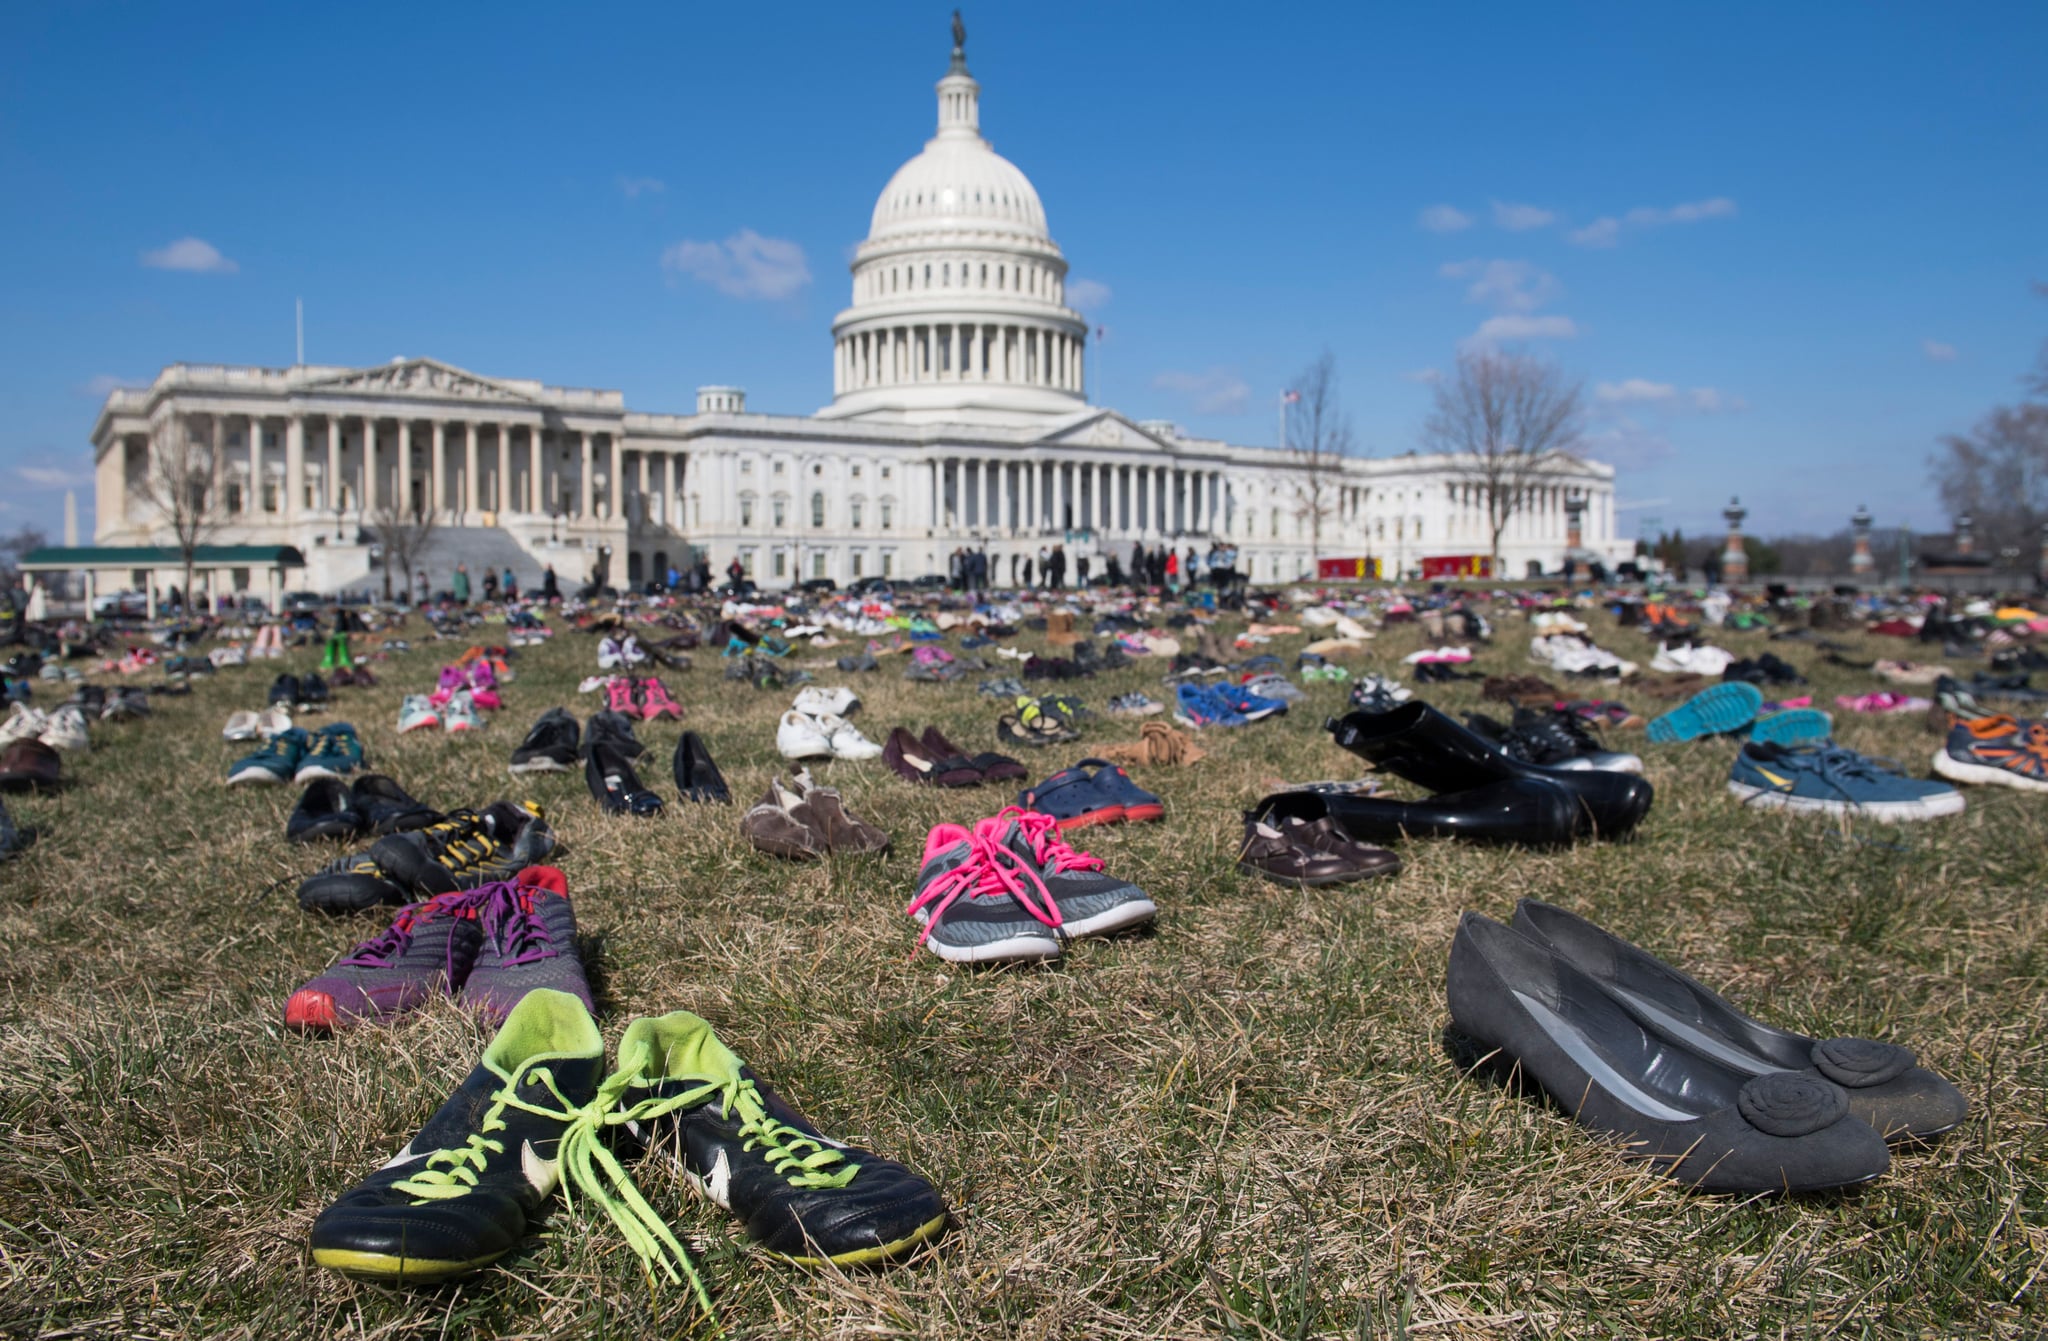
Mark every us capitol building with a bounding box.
[85,29,1625,598]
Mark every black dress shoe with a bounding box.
[1448,912,1891,1192]
[1510,899,1968,1144]
[587,742,664,816]
[1253,778,1579,847]
[1327,702,1652,839]
[288,777,365,843]
[672,730,731,804]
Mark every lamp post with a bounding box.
[1954,512,1975,557]
[1563,492,1587,582]
[1849,505,1874,576]
[1720,497,1749,586]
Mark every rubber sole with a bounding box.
[1727,780,1965,821]
[226,766,288,787]
[508,757,573,774]
[1646,683,1764,743]
[312,1245,508,1282]
[1932,749,2048,792]
[1058,896,1159,939]
[284,989,337,1033]
[764,1211,952,1267]
[1048,805,1126,831]
[1750,708,1834,746]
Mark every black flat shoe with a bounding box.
[587,742,664,816]
[1328,702,1653,839]
[1448,912,1891,1192]
[1254,778,1579,846]
[1510,899,1968,1144]
[288,776,365,843]
[672,731,731,804]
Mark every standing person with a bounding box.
[1077,554,1091,588]
[1021,554,1033,588]
[452,563,471,605]
[1130,540,1145,589]
[1184,547,1200,588]
[542,565,561,602]
[726,555,745,591]
[1105,552,1123,587]
[414,570,430,605]
[1038,545,1051,589]
[696,556,713,592]
[1165,548,1180,593]
[481,568,499,603]
[1049,544,1067,591]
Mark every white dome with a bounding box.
[869,138,1048,241]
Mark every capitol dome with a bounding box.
[819,27,1088,425]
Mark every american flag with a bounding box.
[1282,389,1301,404]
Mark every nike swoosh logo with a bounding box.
[522,1140,559,1195]
[700,1149,733,1210]
[377,1141,424,1171]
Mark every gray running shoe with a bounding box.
[999,809,1156,939]
[459,867,593,1024]
[905,818,1061,963]
[285,891,483,1032]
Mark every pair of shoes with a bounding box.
[835,650,881,673]
[777,708,882,760]
[1173,682,1283,728]
[741,771,889,859]
[906,809,1155,963]
[1447,901,1966,1192]
[1095,720,1207,768]
[1016,760,1163,829]
[1465,708,1643,774]
[1836,691,1931,715]
[884,725,1025,787]
[1723,653,1806,686]
[792,685,860,718]
[1236,811,1401,886]
[287,774,439,843]
[1105,691,1164,718]
[1,703,89,754]
[1324,702,1654,843]
[93,686,151,722]
[399,691,482,733]
[1932,714,2048,792]
[270,672,330,711]
[297,801,557,913]
[1238,672,1305,704]
[596,633,648,669]
[1645,681,1764,743]
[997,696,1079,748]
[1481,673,1561,708]
[307,988,948,1297]
[222,705,294,741]
[1729,740,1963,820]
[599,674,684,722]
[1299,662,1351,683]
[330,665,378,687]
[431,662,501,711]
[229,723,364,786]
[286,865,590,1031]
[980,676,1027,699]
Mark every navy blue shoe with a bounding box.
[1017,765,1125,830]
[1074,758,1163,822]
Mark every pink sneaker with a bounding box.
[467,660,498,692]
[1835,691,1930,714]
[469,685,503,711]
[638,677,684,722]
[428,665,464,707]
[604,677,638,716]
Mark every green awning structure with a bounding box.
[18,544,306,571]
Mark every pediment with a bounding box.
[304,358,534,403]
[1036,412,1169,451]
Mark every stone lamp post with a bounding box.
[1955,512,1975,557]
[1563,492,1587,581]
[1850,505,1874,575]
[1721,496,1749,585]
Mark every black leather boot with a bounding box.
[1252,778,1580,847]
[1326,702,1653,838]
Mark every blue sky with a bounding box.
[2,1,2043,544]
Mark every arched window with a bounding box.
[879,499,894,530]
[811,491,826,527]
[771,496,787,529]
[849,497,864,528]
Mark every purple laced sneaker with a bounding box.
[285,892,482,1033]
[457,868,593,1025]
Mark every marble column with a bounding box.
[463,423,478,520]
[430,421,446,520]
[609,435,622,521]
[636,451,649,526]
[397,421,416,517]
[284,417,305,521]
[325,419,339,513]
[529,427,544,515]
[361,419,379,513]
[578,432,593,519]
[496,426,510,515]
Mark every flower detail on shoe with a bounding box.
[1735,1072,1850,1138]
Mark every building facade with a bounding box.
[87,36,1626,599]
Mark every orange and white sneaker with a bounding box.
[1934,714,2048,792]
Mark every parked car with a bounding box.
[911,574,948,589]
[92,590,149,618]
[797,577,838,593]
[847,576,893,596]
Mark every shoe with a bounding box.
[1467,708,1644,775]
[1729,741,1964,821]
[509,707,581,774]
[38,705,91,754]
[586,742,666,816]
[308,989,606,1282]
[613,1010,950,1265]
[784,770,890,855]
[0,738,63,790]
[597,635,623,670]
[1749,707,1834,746]
[1253,779,1580,847]
[1072,759,1163,821]
[0,704,48,747]
[296,723,365,783]
[288,777,365,843]
[1106,692,1164,718]
[638,677,685,722]
[298,672,331,710]
[268,673,301,707]
[792,685,861,718]
[1509,899,1969,1144]
[1015,765,1125,829]
[1240,673,1306,704]
[255,705,294,738]
[815,713,883,761]
[298,846,407,913]
[584,709,647,761]
[905,818,1064,963]
[886,726,982,786]
[1172,684,1246,729]
[223,709,261,742]
[460,867,594,1023]
[740,778,828,860]
[1933,714,2048,792]
[1015,696,1081,742]
[921,726,1025,783]
[1237,815,1381,886]
[351,774,441,835]
[429,665,465,707]
[673,731,731,804]
[228,727,308,786]
[998,809,1156,939]
[285,889,484,1031]
[442,691,483,733]
[776,710,835,760]
[397,694,441,733]
[371,801,559,897]
[1210,682,1287,721]
[1447,912,1891,1192]
[1645,682,1764,743]
[101,687,151,722]
[996,708,1071,750]
[980,677,1027,699]
[1328,703,1652,840]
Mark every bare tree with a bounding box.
[369,498,439,602]
[0,525,47,572]
[131,412,227,608]
[1282,351,1356,570]
[1928,402,2048,557]
[1422,349,1587,575]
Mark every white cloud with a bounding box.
[1152,368,1250,415]
[80,373,141,398]
[1067,278,1112,311]
[141,237,237,273]
[660,229,811,301]
[1440,258,1560,314]
[618,176,666,200]
[1922,339,1959,363]
[1596,379,1744,413]
[1688,386,1745,413]
[1569,197,1737,248]
[1469,314,1579,343]
[18,464,90,489]
[1584,420,1679,470]
[1492,201,1557,231]
[1418,204,1474,234]
[1401,367,1440,384]
[1596,379,1678,404]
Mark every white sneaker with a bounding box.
[597,637,622,670]
[1,703,49,746]
[398,694,441,733]
[443,690,482,733]
[776,709,834,759]
[815,713,884,760]
[621,636,647,666]
[256,705,294,738]
[792,685,861,719]
[223,709,261,741]
[210,645,248,668]
[41,705,91,753]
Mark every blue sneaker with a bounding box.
[1647,682,1763,743]
[1075,758,1163,822]
[1016,765,1125,830]
[1173,684,1245,729]
[1211,683,1287,721]
[1750,708,1833,746]
[228,727,309,787]
[297,723,365,783]
[1728,741,1964,821]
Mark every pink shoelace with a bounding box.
[1003,808,1106,875]
[904,818,1063,942]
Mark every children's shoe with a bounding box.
[1646,682,1763,743]
[459,867,593,1023]
[905,818,1064,963]
[1933,714,2048,792]
[1076,759,1164,822]
[443,692,483,733]
[228,727,308,786]
[38,705,92,753]
[639,677,684,722]
[597,636,623,670]
[1210,683,1287,722]
[285,890,484,1032]
[1106,692,1163,718]
[1729,740,1965,821]
[398,694,441,733]
[1172,683,1245,730]
[605,676,639,718]
[467,684,502,712]
[296,723,365,783]
[429,665,465,707]
[1015,765,1126,830]
[999,808,1157,938]
[613,1010,950,1266]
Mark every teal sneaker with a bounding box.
[228,727,309,786]
[296,723,365,783]
[1750,707,1833,746]
[1728,741,1964,821]
[1647,682,1763,743]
